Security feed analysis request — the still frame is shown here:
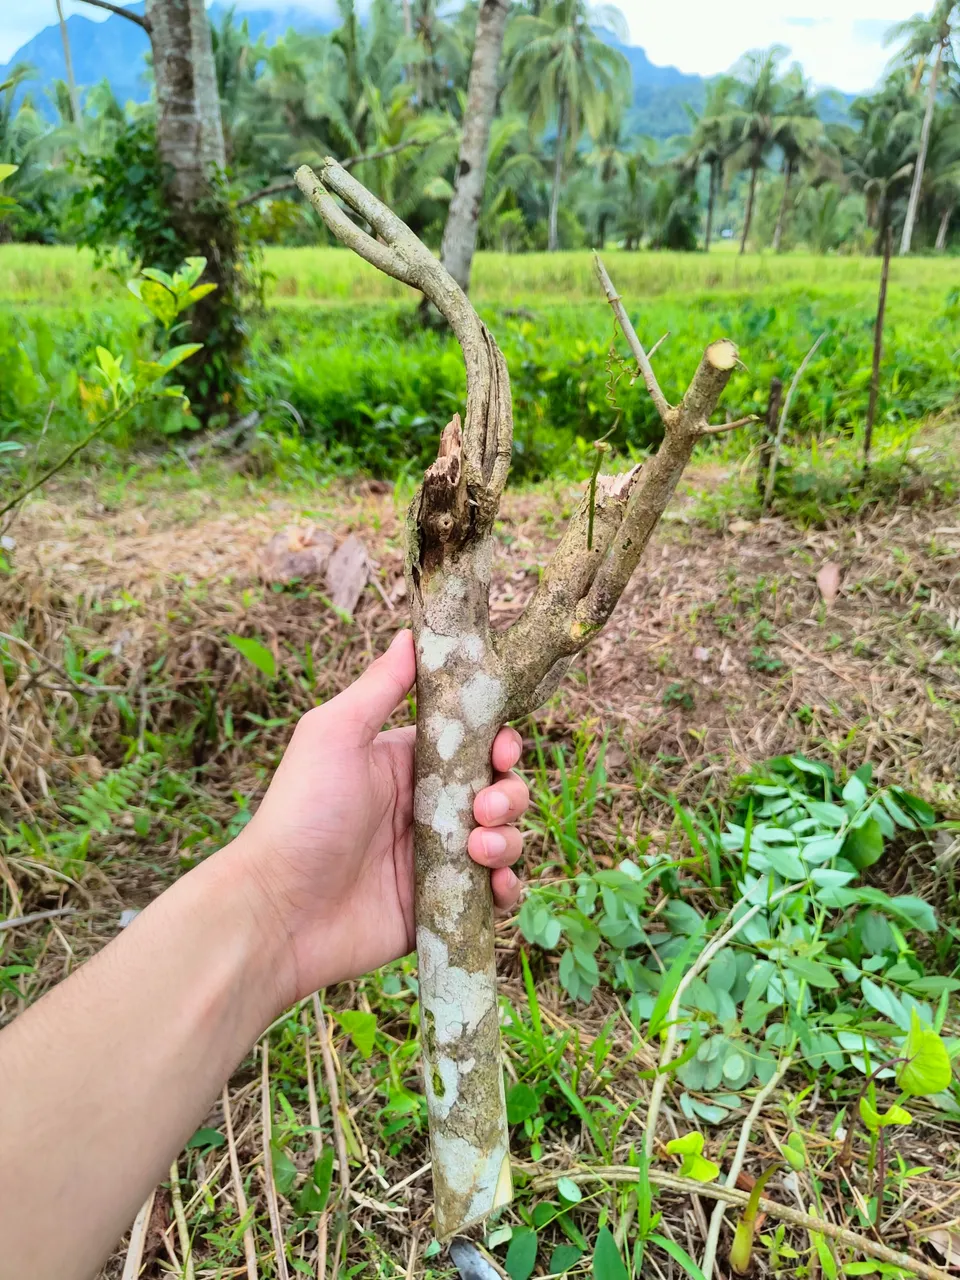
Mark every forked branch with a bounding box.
[500,258,739,714]
[295,161,511,526]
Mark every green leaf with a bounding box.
[178,256,208,290]
[842,775,868,810]
[549,1244,582,1274]
[136,279,178,328]
[0,163,18,183]
[505,1226,537,1280]
[859,1097,912,1132]
[592,1226,629,1280]
[648,924,706,1037]
[227,634,277,678]
[270,1141,298,1196]
[186,1126,226,1149]
[650,1233,707,1280]
[557,1177,582,1203]
[159,343,203,372]
[842,818,884,869]
[298,1146,335,1215]
[506,1082,539,1124]
[898,1009,952,1097]
[0,441,23,454]
[336,1010,377,1059]
[187,281,218,306]
[666,1132,720,1182]
[141,266,177,291]
[783,956,838,989]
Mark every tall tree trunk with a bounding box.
[597,208,609,249]
[739,163,758,255]
[704,161,717,253]
[145,0,242,421]
[935,202,953,251]
[548,100,566,252]
[900,40,942,256]
[772,160,793,253]
[402,0,413,37]
[56,0,82,125]
[439,0,510,294]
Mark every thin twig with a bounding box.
[76,0,151,31]
[313,992,349,1280]
[313,993,350,1202]
[0,631,118,696]
[0,906,77,933]
[701,415,759,435]
[700,1056,794,1278]
[594,254,672,423]
[648,331,670,359]
[644,883,806,1158]
[530,1167,948,1280]
[302,1007,326,1280]
[261,1042,291,1280]
[762,332,826,511]
[120,1189,156,1280]
[238,132,453,207]
[223,1085,258,1280]
[169,1158,196,1280]
[0,398,144,520]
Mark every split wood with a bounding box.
[295,157,746,1238]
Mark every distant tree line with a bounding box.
[0,0,958,262]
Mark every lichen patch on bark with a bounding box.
[427,714,466,761]
[418,628,459,671]
[417,927,496,1046]
[459,671,504,728]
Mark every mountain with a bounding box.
[1,5,850,139]
[0,4,334,115]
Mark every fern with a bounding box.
[62,752,160,835]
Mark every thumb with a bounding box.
[332,630,416,745]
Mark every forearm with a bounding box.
[0,843,286,1280]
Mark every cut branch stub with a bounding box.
[296,166,738,1241]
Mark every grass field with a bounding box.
[4,242,960,307]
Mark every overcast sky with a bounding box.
[1,0,916,92]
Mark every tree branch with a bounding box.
[593,254,672,423]
[295,159,512,522]
[700,414,758,435]
[499,263,738,712]
[239,133,452,208]
[76,0,151,33]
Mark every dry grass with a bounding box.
[2,468,960,1278]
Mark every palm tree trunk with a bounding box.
[772,160,793,253]
[56,0,82,125]
[900,40,943,256]
[145,0,241,421]
[935,203,953,251]
[704,161,717,253]
[740,163,758,255]
[439,0,510,293]
[548,100,566,253]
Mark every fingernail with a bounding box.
[481,830,507,857]
[484,792,510,820]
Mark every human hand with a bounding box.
[228,630,529,1008]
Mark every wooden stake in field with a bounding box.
[864,226,893,470]
[295,158,742,1240]
[756,376,783,501]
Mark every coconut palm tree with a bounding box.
[771,65,831,251]
[587,113,632,247]
[726,45,788,254]
[682,76,737,251]
[838,78,918,252]
[886,0,957,254]
[505,0,630,250]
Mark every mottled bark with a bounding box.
[901,41,942,256]
[295,162,738,1239]
[145,0,241,419]
[440,0,511,293]
[740,162,758,255]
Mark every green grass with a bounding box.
[5,242,960,307]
